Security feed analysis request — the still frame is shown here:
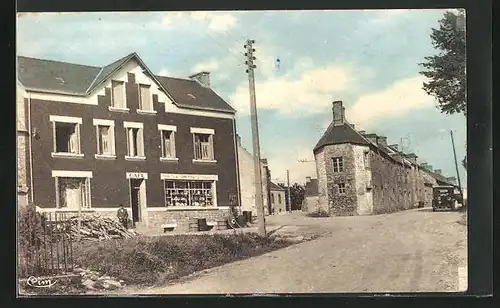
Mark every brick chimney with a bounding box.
[332,101,345,126]
[189,71,210,87]
[378,136,388,147]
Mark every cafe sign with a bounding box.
[126,172,148,180]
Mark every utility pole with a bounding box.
[245,39,266,236]
[286,170,291,212]
[450,130,464,200]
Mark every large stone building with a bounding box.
[310,100,458,216]
[16,52,241,231]
[268,181,286,214]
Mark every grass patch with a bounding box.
[73,233,295,287]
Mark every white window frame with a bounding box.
[124,121,145,160]
[109,80,129,112]
[50,115,84,159]
[52,170,93,210]
[332,157,344,173]
[158,124,178,161]
[137,84,156,115]
[191,127,216,163]
[160,173,218,209]
[93,119,116,159]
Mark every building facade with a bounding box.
[312,100,458,216]
[269,182,286,214]
[237,136,270,216]
[17,53,241,231]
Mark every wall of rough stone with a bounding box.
[352,145,373,215]
[314,148,330,214]
[302,196,320,213]
[370,150,415,214]
[319,144,358,216]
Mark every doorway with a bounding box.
[129,179,144,226]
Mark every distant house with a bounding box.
[16,52,240,231]
[312,100,458,216]
[302,176,319,213]
[269,181,286,214]
[237,136,270,216]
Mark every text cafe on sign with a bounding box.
[126,172,148,180]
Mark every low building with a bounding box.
[237,136,270,216]
[17,52,241,231]
[269,182,286,214]
[302,176,319,213]
[312,100,458,216]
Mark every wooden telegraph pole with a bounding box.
[450,130,464,200]
[245,39,266,236]
[286,170,291,212]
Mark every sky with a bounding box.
[17,10,467,185]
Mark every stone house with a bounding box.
[312,100,458,216]
[237,136,270,216]
[302,177,319,213]
[16,52,241,232]
[268,181,286,214]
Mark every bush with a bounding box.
[18,204,46,277]
[73,233,294,286]
[307,209,330,217]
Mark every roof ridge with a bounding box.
[17,55,101,69]
[155,75,197,83]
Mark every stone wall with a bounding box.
[302,196,320,213]
[352,145,373,215]
[317,144,358,216]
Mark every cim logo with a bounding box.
[26,276,57,288]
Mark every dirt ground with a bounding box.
[106,208,468,294]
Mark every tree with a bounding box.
[420,10,466,115]
[420,10,467,170]
[278,182,305,211]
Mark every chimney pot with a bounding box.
[332,100,345,126]
[189,71,210,87]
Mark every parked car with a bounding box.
[432,185,462,211]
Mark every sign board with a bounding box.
[160,173,218,181]
[126,172,148,180]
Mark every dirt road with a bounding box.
[122,208,468,294]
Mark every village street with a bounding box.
[123,208,467,294]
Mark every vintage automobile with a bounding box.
[432,185,462,211]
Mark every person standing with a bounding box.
[117,205,128,229]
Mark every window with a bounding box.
[271,193,275,204]
[111,80,127,110]
[332,157,344,173]
[158,125,177,160]
[363,151,370,169]
[191,128,215,162]
[164,181,214,207]
[124,122,145,160]
[93,119,116,158]
[278,194,282,204]
[338,183,346,194]
[52,170,92,210]
[138,84,155,113]
[50,115,83,158]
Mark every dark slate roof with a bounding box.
[268,181,286,191]
[305,179,319,196]
[17,56,101,95]
[313,121,370,153]
[155,75,235,113]
[17,53,236,114]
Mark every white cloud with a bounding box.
[192,59,220,73]
[267,147,317,184]
[157,68,170,76]
[162,11,238,32]
[345,76,435,130]
[229,61,352,116]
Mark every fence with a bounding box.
[19,209,75,278]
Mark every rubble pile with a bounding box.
[75,267,125,290]
[66,214,136,241]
